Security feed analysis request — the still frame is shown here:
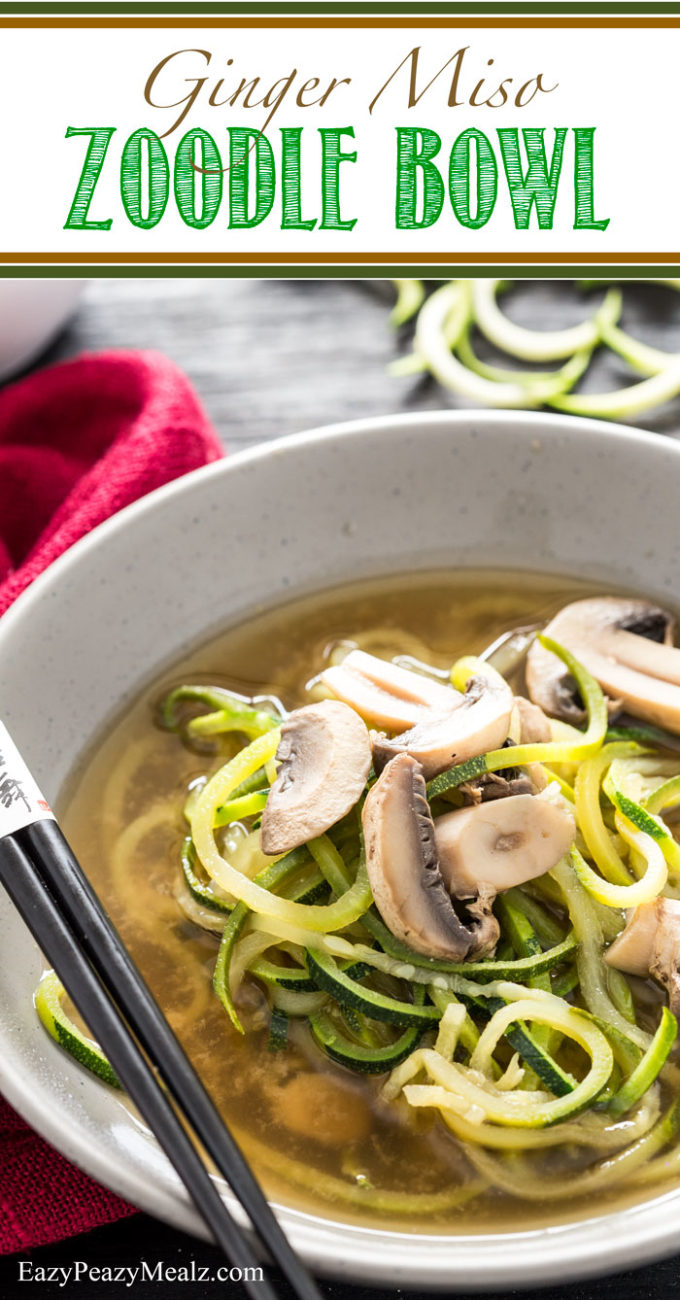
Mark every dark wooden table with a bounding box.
[3,277,680,1298]
[42,277,680,451]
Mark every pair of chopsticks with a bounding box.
[0,724,323,1300]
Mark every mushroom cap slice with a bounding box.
[260,700,371,856]
[604,901,663,978]
[459,769,535,805]
[605,897,680,1016]
[526,597,680,732]
[459,697,550,804]
[362,753,499,961]
[513,695,552,745]
[321,649,459,731]
[434,787,576,897]
[605,897,680,977]
[459,756,547,806]
[371,674,514,781]
[652,908,680,1018]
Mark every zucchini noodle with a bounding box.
[456,326,592,392]
[390,279,680,420]
[438,1091,660,1152]
[101,735,160,832]
[414,282,531,407]
[465,1098,680,1201]
[388,995,612,1129]
[428,636,607,800]
[605,775,680,877]
[570,837,667,908]
[270,986,329,1017]
[244,919,578,987]
[550,361,680,420]
[551,859,651,1050]
[108,805,181,949]
[39,605,680,1222]
[471,279,621,361]
[574,743,643,887]
[35,972,121,1090]
[391,278,425,326]
[599,318,673,377]
[608,1008,677,1119]
[413,282,586,408]
[646,774,680,816]
[235,1128,487,1216]
[161,684,281,741]
[109,804,178,887]
[215,790,269,826]
[190,731,373,932]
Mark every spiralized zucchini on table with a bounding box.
[39,578,680,1225]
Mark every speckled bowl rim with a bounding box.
[2,409,680,1290]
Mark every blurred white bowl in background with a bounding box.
[0,281,84,382]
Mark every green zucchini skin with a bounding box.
[35,971,121,1090]
[213,850,327,1033]
[161,684,281,739]
[456,989,577,1098]
[181,837,233,913]
[268,1007,290,1052]
[607,1006,677,1119]
[306,951,577,1090]
[503,1019,577,1097]
[251,959,319,993]
[251,956,371,994]
[306,949,440,1027]
[310,1010,425,1074]
[606,722,680,754]
[362,909,578,980]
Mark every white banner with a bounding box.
[0,22,675,260]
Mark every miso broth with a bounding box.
[59,570,680,1233]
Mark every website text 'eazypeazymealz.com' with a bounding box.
[15,1259,266,1287]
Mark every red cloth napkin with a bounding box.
[0,349,222,1252]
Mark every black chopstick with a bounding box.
[0,729,323,1300]
[0,836,278,1300]
[18,821,323,1300]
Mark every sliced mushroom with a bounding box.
[459,703,551,806]
[434,786,576,897]
[526,597,680,732]
[513,695,553,744]
[362,753,499,961]
[260,700,371,855]
[459,769,535,805]
[321,649,458,731]
[371,674,514,781]
[459,750,549,805]
[605,897,680,1017]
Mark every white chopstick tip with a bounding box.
[0,721,55,840]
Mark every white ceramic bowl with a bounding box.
[2,410,680,1290]
[0,281,83,380]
